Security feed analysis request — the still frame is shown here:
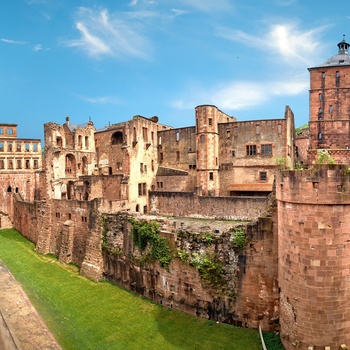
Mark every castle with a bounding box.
[1,37,350,349]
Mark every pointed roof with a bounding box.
[310,35,350,69]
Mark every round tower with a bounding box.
[277,165,350,349]
[195,105,220,196]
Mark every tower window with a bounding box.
[318,132,322,139]
[336,71,340,86]
[319,93,323,100]
[209,172,214,181]
[201,135,205,143]
[208,118,212,126]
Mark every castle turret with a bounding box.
[195,105,232,196]
[277,165,350,349]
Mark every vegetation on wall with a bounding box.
[129,218,173,270]
[231,228,247,250]
[190,252,225,287]
[295,123,308,135]
[316,149,335,165]
[275,156,288,170]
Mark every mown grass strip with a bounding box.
[0,229,262,350]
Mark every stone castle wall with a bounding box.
[277,164,350,349]
[102,211,279,330]
[149,191,269,219]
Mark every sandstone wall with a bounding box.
[102,211,279,330]
[277,164,350,349]
[149,191,269,220]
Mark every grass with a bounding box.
[0,229,263,350]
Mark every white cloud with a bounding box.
[33,44,43,51]
[129,0,138,6]
[172,75,309,111]
[66,7,151,60]
[0,38,27,45]
[216,23,328,66]
[79,95,121,104]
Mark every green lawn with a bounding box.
[0,229,263,350]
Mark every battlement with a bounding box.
[277,164,350,204]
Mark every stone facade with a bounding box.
[0,123,42,228]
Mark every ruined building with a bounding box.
[2,37,350,349]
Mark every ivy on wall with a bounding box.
[129,218,173,270]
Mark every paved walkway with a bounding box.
[0,260,61,350]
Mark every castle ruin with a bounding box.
[1,37,350,349]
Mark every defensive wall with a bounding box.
[277,164,350,349]
[149,191,269,219]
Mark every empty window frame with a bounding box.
[209,172,214,181]
[261,144,272,156]
[208,118,212,126]
[260,171,267,182]
[7,128,13,135]
[138,183,147,196]
[246,145,257,156]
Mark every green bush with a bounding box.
[231,228,247,250]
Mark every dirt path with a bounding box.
[0,260,61,350]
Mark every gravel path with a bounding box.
[0,260,61,350]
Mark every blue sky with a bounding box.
[1,0,349,140]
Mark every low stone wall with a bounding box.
[149,191,269,220]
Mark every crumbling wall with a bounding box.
[101,209,278,331]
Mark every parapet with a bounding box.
[276,164,350,204]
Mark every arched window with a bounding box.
[78,135,82,149]
[111,131,123,145]
[65,154,76,176]
[136,204,139,212]
[85,136,89,149]
[7,186,12,192]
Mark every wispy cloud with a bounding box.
[168,8,187,21]
[79,94,121,104]
[172,75,308,111]
[177,0,233,12]
[66,7,151,60]
[33,44,50,52]
[0,38,27,45]
[216,22,328,66]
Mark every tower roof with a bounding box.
[310,35,350,69]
